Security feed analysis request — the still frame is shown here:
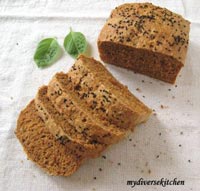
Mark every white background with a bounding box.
[0,0,200,190]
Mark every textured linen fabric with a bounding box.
[0,0,199,190]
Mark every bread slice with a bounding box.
[35,86,105,158]
[67,55,152,130]
[15,100,83,176]
[98,3,190,84]
[48,73,126,145]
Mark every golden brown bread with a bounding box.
[15,100,83,176]
[15,55,152,176]
[98,3,190,83]
[67,55,152,129]
[48,73,126,145]
[35,86,106,158]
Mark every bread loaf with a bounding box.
[15,100,83,176]
[98,3,190,84]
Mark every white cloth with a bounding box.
[0,0,200,190]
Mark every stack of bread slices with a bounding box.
[15,55,152,176]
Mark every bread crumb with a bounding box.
[102,155,106,159]
[160,105,168,109]
[136,88,141,92]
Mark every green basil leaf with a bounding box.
[63,28,87,58]
[34,38,62,68]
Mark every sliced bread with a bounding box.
[15,100,83,176]
[48,73,126,145]
[67,55,152,130]
[48,73,125,145]
[35,86,105,158]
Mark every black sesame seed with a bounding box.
[102,155,106,159]
[126,37,131,42]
